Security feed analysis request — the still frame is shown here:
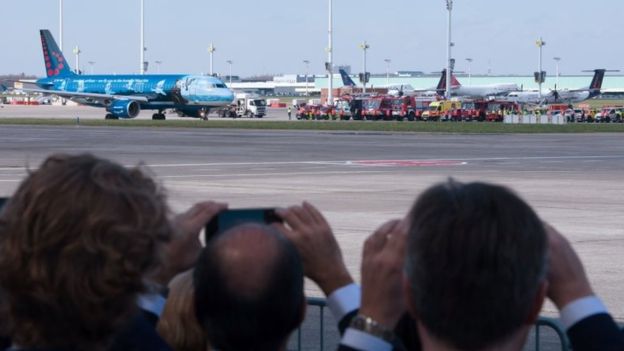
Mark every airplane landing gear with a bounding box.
[152,112,166,120]
[199,108,209,120]
[105,113,118,120]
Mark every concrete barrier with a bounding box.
[504,114,566,125]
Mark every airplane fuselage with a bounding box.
[36,74,234,111]
[453,83,519,97]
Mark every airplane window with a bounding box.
[216,83,227,88]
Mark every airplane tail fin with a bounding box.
[436,69,447,94]
[588,69,605,92]
[339,69,356,87]
[450,72,461,87]
[40,29,75,78]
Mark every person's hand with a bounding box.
[359,219,408,329]
[275,201,353,296]
[154,201,227,286]
[545,223,594,310]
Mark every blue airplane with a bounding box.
[25,30,234,120]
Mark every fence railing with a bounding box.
[295,298,570,351]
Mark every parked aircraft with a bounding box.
[436,69,519,97]
[24,30,234,120]
[338,69,416,96]
[505,69,608,104]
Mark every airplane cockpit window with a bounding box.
[215,83,227,88]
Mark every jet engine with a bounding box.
[107,100,141,118]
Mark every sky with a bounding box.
[2,0,624,77]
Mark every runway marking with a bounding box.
[143,155,624,168]
[349,160,467,167]
[160,170,394,179]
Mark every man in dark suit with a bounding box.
[194,223,306,351]
[337,181,624,351]
[341,182,550,350]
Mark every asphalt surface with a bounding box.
[0,104,292,120]
[0,111,622,349]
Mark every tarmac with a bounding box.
[0,105,623,348]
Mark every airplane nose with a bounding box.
[224,89,234,102]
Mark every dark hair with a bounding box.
[405,180,547,349]
[194,224,305,351]
[0,154,172,350]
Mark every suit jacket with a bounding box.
[567,313,624,351]
[108,310,172,351]
[0,310,170,351]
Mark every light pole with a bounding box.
[359,41,370,93]
[59,0,64,53]
[208,44,216,76]
[327,0,333,105]
[88,61,95,75]
[536,38,546,99]
[72,46,81,74]
[384,58,391,85]
[303,60,310,96]
[226,60,233,86]
[465,58,473,86]
[553,56,561,87]
[154,60,162,74]
[445,0,453,100]
[140,0,145,74]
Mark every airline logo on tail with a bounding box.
[435,69,461,94]
[589,69,606,91]
[339,69,357,87]
[40,30,75,78]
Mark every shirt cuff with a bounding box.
[326,283,361,322]
[559,295,608,330]
[341,328,393,351]
[137,292,167,318]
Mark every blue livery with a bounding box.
[30,30,234,120]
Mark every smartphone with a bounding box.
[204,208,282,241]
[0,197,8,210]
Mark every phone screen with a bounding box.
[205,208,281,241]
[0,197,8,210]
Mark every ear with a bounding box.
[402,273,419,319]
[525,279,548,324]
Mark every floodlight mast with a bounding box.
[208,44,216,76]
[140,0,145,74]
[445,0,453,100]
[553,56,561,87]
[59,0,64,53]
[359,41,370,93]
[384,58,391,85]
[465,58,473,86]
[303,60,310,96]
[327,0,333,105]
[536,38,546,99]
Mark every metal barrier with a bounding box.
[297,298,570,351]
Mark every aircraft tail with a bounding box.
[40,29,75,78]
[450,72,461,87]
[436,69,447,94]
[339,69,357,87]
[588,69,605,93]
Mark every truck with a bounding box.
[218,93,267,118]
[421,100,461,121]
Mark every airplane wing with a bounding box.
[22,88,149,103]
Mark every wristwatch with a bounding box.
[349,314,399,345]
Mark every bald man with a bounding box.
[193,223,305,351]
